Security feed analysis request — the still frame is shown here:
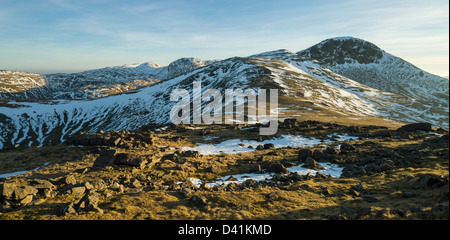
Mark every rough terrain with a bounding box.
[1,119,448,220]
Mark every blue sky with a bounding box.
[0,0,448,76]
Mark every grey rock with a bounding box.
[340,143,356,153]
[64,202,77,215]
[303,157,324,170]
[69,186,86,195]
[18,195,34,205]
[189,195,207,206]
[114,153,148,168]
[363,196,380,203]
[93,155,116,169]
[342,165,367,177]
[84,181,94,190]
[13,186,38,200]
[263,143,275,149]
[31,179,56,190]
[397,123,432,132]
[43,189,57,198]
[77,191,103,214]
[325,147,338,155]
[91,180,107,190]
[64,175,77,185]
[131,179,142,188]
[266,162,289,174]
[180,188,194,197]
[1,182,17,199]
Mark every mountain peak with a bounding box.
[167,57,209,78]
[118,61,161,69]
[298,36,384,65]
[249,49,295,59]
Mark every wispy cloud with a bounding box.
[0,0,448,75]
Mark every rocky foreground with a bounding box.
[0,119,448,220]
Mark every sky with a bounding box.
[0,0,448,76]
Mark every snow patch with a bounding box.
[188,162,343,188]
[182,134,359,155]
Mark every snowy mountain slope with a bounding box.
[250,49,449,128]
[297,37,449,111]
[0,58,213,100]
[1,52,447,150]
[0,58,271,149]
[1,37,448,149]
[0,70,52,99]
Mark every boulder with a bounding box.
[13,186,38,200]
[31,179,56,191]
[316,149,341,162]
[1,182,17,199]
[93,155,116,168]
[133,134,154,145]
[263,143,275,149]
[77,191,103,213]
[266,162,289,174]
[90,180,107,190]
[418,174,448,189]
[298,149,313,161]
[397,123,432,132]
[189,195,207,206]
[18,195,34,205]
[324,147,338,155]
[68,186,86,195]
[107,137,122,146]
[63,175,77,185]
[114,153,148,168]
[63,202,77,215]
[341,165,367,178]
[281,118,298,128]
[340,143,356,153]
[302,157,324,170]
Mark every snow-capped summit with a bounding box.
[119,61,162,69]
[297,37,449,125]
[167,57,209,78]
[249,49,295,59]
[298,37,384,65]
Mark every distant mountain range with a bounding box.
[0,58,215,99]
[0,37,448,149]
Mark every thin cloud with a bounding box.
[0,0,448,75]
